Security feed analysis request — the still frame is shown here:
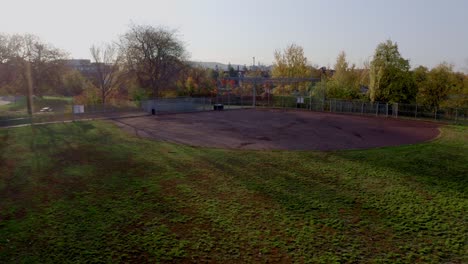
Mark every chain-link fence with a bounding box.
[257,95,464,123]
[266,96,466,123]
[0,96,143,127]
[141,95,467,124]
[396,103,467,121]
[2,94,466,127]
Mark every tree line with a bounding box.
[271,42,467,109]
[1,25,467,111]
[0,24,213,110]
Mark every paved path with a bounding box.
[0,98,11,106]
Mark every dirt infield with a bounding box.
[113,109,440,151]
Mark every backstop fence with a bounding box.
[141,97,213,114]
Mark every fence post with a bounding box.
[395,103,399,118]
[386,103,388,117]
[282,86,285,108]
[329,100,332,112]
[455,108,458,121]
[376,102,379,116]
[361,102,364,115]
[252,84,256,108]
[434,108,437,120]
[415,104,418,118]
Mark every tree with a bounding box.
[227,63,237,77]
[442,71,468,108]
[417,63,465,109]
[412,65,428,101]
[272,44,313,94]
[358,60,371,89]
[177,65,216,96]
[60,70,88,97]
[0,34,17,64]
[0,33,67,113]
[272,44,311,78]
[369,40,416,103]
[0,34,18,92]
[207,68,219,81]
[413,65,429,88]
[120,24,187,98]
[90,43,123,105]
[5,34,68,96]
[326,51,360,99]
[29,39,67,96]
[184,76,196,96]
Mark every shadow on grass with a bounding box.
[333,139,468,194]
[0,121,191,262]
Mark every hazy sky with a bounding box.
[2,0,467,70]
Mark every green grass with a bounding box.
[0,96,72,113]
[0,122,466,263]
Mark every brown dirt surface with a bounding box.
[112,109,440,151]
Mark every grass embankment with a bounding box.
[0,122,466,263]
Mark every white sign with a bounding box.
[73,105,84,114]
[296,97,304,104]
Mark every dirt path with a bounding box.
[113,109,440,151]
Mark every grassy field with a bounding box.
[0,121,466,263]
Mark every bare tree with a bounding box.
[0,34,23,92]
[0,34,12,63]
[90,43,122,105]
[119,24,187,97]
[0,35,11,89]
[0,34,67,113]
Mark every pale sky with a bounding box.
[2,0,468,70]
